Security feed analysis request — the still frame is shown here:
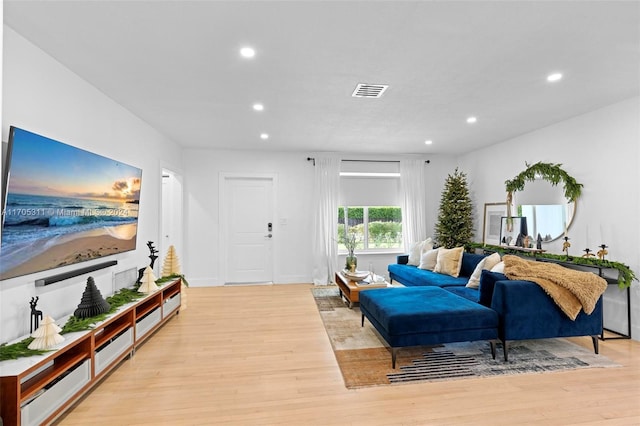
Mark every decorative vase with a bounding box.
[346,255,357,272]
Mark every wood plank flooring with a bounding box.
[56,284,640,425]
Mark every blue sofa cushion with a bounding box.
[478,270,508,307]
[445,286,480,302]
[388,263,469,287]
[359,287,498,342]
[459,253,488,278]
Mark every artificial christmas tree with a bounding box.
[434,168,474,248]
[138,266,159,293]
[74,276,111,319]
[28,315,65,350]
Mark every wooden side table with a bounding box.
[334,271,389,308]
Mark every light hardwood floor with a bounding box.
[56,284,640,425]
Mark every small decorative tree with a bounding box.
[162,245,187,310]
[74,276,111,319]
[434,168,474,248]
[138,266,159,293]
[28,315,64,350]
[162,245,181,276]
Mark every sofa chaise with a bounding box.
[359,286,499,368]
[360,252,603,366]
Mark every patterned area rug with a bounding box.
[312,286,619,389]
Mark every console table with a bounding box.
[534,258,631,340]
[480,245,632,340]
[0,278,181,426]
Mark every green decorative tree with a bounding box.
[434,168,474,248]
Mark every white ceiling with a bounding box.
[4,1,639,155]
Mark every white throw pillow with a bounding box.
[465,258,487,289]
[407,238,433,266]
[466,253,501,288]
[418,248,440,271]
[491,261,505,273]
[483,252,502,271]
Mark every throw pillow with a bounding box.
[491,261,505,273]
[466,252,501,289]
[465,258,486,288]
[418,248,440,271]
[484,252,502,271]
[434,247,465,277]
[407,238,433,266]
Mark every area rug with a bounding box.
[312,286,619,389]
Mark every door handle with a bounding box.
[266,234,273,238]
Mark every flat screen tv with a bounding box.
[1,126,142,281]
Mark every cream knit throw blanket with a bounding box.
[503,255,608,320]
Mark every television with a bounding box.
[1,138,12,213]
[1,126,143,281]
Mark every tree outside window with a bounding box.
[338,206,402,251]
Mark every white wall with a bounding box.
[183,150,456,286]
[459,97,640,340]
[183,149,314,286]
[0,26,183,342]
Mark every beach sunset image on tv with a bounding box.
[1,127,143,280]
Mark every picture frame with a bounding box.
[482,203,507,246]
[499,216,528,247]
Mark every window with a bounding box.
[338,206,403,252]
[338,160,402,253]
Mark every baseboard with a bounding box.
[275,274,311,284]
[186,277,312,287]
[188,277,222,287]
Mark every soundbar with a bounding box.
[35,260,118,286]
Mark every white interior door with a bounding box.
[161,168,183,275]
[222,175,274,284]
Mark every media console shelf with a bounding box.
[0,278,181,426]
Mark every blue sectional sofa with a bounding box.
[367,252,604,364]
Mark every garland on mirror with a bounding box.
[505,162,583,219]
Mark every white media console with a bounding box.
[0,278,181,426]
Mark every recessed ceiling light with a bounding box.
[466,116,477,124]
[253,103,264,111]
[424,140,433,145]
[240,47,255,58]
[547,72,563,82]
[260,133,269,140]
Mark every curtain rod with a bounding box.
[306,157,430,165]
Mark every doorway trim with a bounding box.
[219,172,278,285]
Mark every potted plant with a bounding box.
[344,233,358,272]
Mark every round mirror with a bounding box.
[514,179,576,242]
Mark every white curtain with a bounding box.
[400,159,428,251]
[311,157,340,285]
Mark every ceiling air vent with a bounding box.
[351,83,389,98]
